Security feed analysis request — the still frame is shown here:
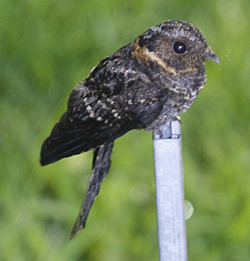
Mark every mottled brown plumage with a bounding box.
[40,20,219,239]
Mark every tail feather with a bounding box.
[70,142,114,240]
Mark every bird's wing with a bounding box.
[40,55,166,166]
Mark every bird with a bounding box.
[40,20,219,239]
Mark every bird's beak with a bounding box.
[206,50,220,64]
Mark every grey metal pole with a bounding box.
[153,120,187,261]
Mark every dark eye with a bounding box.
[172,41,188,55]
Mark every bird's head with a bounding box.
[133,20,219,72]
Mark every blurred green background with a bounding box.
[1,0,250,260]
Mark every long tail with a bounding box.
[70,141,114,240]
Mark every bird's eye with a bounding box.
[172,41,188,55]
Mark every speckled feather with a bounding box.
[40,20,219,238]
[41,20,218,165]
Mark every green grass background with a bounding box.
[1,0,250,260]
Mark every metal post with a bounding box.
[153,120,187,261]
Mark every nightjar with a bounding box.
[40,20,219,239]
